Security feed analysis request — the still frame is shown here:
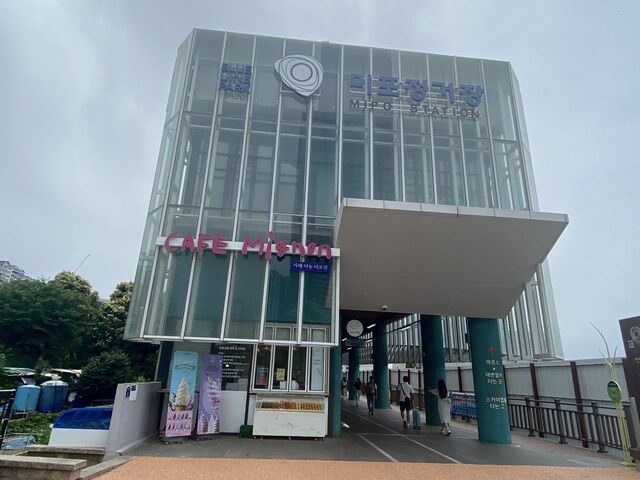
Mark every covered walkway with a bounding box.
[338,400,622,466]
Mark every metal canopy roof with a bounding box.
[335,199,568,319]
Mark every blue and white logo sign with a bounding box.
[274,55,323,97]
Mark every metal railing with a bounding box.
[0,389,16,450]
[448,391,631,452]
[508,395,628,452]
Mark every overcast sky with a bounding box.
[1,1,637,360]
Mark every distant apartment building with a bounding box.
[0,260,27,283]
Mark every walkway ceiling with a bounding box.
[335,199,568,320]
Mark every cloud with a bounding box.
[1,0,637,359]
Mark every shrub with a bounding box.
[77,350,133,404]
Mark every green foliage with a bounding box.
[53,271,98,299]
[7,413,59,444]
[87,281,158,380]
[0,353,17,389]
[34,357,51,385]
[0,272,158,395]
[77,350,133,403]
[0,353,6,385]
[0,353,20,389]
[0,275,100,367]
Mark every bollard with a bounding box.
[591,402,608,453]
[555,399,567,444]
[526,397,535,437]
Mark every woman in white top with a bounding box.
[428,378,451,435]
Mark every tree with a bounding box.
[0,353,17,389]
[34,357,51,385]
[52,271,99,297]
[77,350,132,403]
[87,282,158,379]
[0,277,99,367]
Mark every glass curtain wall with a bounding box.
[135,31,339,345]
[125,35,192,339]
[127,29,558,358]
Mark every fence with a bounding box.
[447,392,632,452]
[507,395,634,452]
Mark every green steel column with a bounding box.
[329,346,342,437]
[372,323,390,409]
[420,315,446,426]
[468,317,511,444]
[348,347,360,400]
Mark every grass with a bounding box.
[6,412,60,444]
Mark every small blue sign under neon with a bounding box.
[290,261,331,273]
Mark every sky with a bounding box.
[0,0,638,360]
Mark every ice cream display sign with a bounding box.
[165,350,198,438]
[197,354,223,436]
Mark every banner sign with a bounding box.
[165,351,198,437]
[212,344,252,391]
[290,261,331,273]
[163,232,333,260]
[345,338,365,348]
[219,63,252,93]
[620,316,640,407]
[197,354,223,435]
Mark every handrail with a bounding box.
[445,390,631,452]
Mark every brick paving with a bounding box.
[96,457,638,480]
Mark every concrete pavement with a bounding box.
[94,398,638,479]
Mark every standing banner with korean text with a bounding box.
[165,351,198,437]
[620,316,640,410]
[197,354,223,435]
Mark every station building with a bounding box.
[124,29,568,443]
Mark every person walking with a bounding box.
[353,377,362,406]
[398,375,415,429]
[365,376,377,416]
[341,377,348,398]
[428,378,452,435]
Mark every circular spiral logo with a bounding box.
[630,326,640,344]
[274,55,323,97]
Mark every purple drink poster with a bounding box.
[165,351,198,438]
[197,354,222,435]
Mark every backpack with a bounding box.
[365,382,376,394]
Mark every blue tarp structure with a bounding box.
[52,407,112,430]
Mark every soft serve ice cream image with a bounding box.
[174,377,191,411]
[164,351,198,438]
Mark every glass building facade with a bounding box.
[125,29,563,367]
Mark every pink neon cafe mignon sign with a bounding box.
[163,231,333,260]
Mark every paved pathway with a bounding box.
[95,398,638,479]
[96,457,637,480]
